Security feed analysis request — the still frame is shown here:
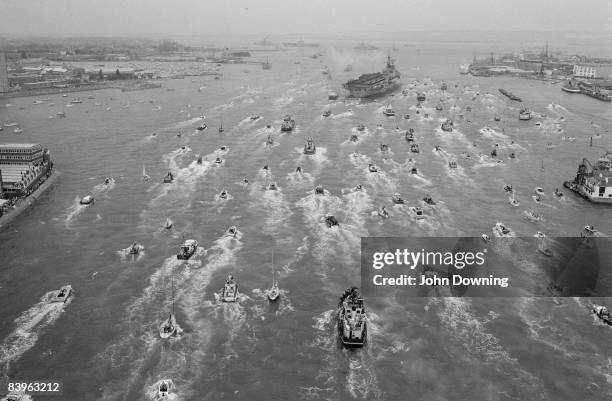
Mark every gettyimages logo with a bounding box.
[361,237,612,297]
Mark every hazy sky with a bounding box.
[1,0,610,36]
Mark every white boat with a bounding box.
[448,160,458,169]
[164,218,173,230]
[524,209,543,222]
[481,234,491,242]
[519,108,532,120]
[534,187,545,196]
[50,284,72,303]
[382,106,395,116]
[80,195,94,205]
[391,193,404,204]
[492,222,515,237]
[226,225,238,237]
[4,122,18,127]
[177,239,198,260]
[267,255,280,302]
[409,206,424,220]
[221,275,239,302]
[128,242,142,255]
[196,123,207,131]
[156,379,173,398]
[368,163,378,173]
[159,271,178,339]
[509,190,520,207]
[593,305,612,325]
[13,128,23,134]
[534,231,546,239]
[142,165,150,181]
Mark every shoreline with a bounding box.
[0,170,59,230]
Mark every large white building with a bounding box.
[0,53,9,93]
[573,63,612,79]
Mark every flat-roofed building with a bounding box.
[0,143,53,198]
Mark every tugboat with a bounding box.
[391,193,405,204]
[50,285,72,303]
[303,137,316,154]
[519,108,532,121]
[226,225,238,237]
[368,163,378,173]
[163,171,174,183]
[177,239,198,260]
[593,305,612,325]
[409,206,425,220]
[280,115,295,132]
[423,195,436,205]
[383,105,395,116]
[314,185,325,195]
[448,160,458,169]
[410,143,420,153]
[220,275,239,302]
[417,92,426,102]
[337,287,367,347]
[80,194,94,205]
[441,118,453,132]
[324,213,339,227]
[492,222,515,237]
[322,110,331,117]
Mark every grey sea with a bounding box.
[1,34,611,400]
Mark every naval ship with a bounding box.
[342,56,400,98]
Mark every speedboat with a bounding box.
[593,305,612,325]
[368,163,378,173]
[50,285,72,303]
[303,137,316,154]
[128,242,142,255]
[324,213,339,227]
[492,222,515,237]
[503,184,513,193]
[356,124,365,132]
[219,189,228,200]
[164,218,173,230]
[405,130,414,142]
[423,195,436,205]
[383,106,395,116]
[534,187,545,196]
[354,184,364,192]
[537,241,552,257]
[177,239,198,260]
[314,185,325,195]
[163,171,174,183]
[214,157,223,165]
[532,195,542,204]
[13,128,23,134]
[448,160,457,169]
[409,206,425,220]
[159,313,177,339]
[553,188,564,198]
[157,379,172,398]
[494,115,501,121]
[491,148,497,158]
[80,195,94,205]
[391,193,405,204]
[322,110,331,117]
[226,226,238,237]
[410,167,418,175]
[377,207,390,219]
[104,177,113,185]
[243,177,249,184]
[519,108,532,120]
[534,231,546,239]
[250,114,260,120]
[410,143,419,153]
[403,114,410,119]
[268,182,278,190]
[349,134,359,142]
[221,275,239,302]
[196,123,207,131]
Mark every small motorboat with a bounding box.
[163,171,174,183]
[503,184,513,193]
[159,313,177,339]
[368,163,378,173]
[537,241,552,257]
[494,115,501,121]
[410,143,420,153]
[220,145,228,151]
[303,137,316,154]
[519,108,532,121]
[491,148,498,158]
[509,152,516,159]
[164,218,173,230]
[349,134,359,142]
[196,155,203,164]
[295,166,302,173]
[324,213,339,227]
[50,285,72,303]
[509,190,520,207]
[391,193,405,204]
[409,206,425,220]
[410,167,418,175]
[268,182,278,190]
[378,206,390,219]
[534,187,545,197]
[56,111,66,118]
[243,177,249,184]
[218,125,224,133]
[534,231,546,239]
[382,106,395,116]
[219,189,228,200]
[221,275,239,302]
[441,119,454,132]
[525,209,543,222]
[380,143,389,153]
[280,115,295,132]
[80,195,94,205]
[481,234,491,242]
[416,92,426,102]
[214,157,223,165]
[177,239,198,260]
[405,130,414,142]
[403,114,410,119]
[448,160,458,169]
[314,185,325,195]
[435,103,443,111]
[532,195,542,204]
[262,164,269,171]
[196,123,207,131]
[226,225,238,237]
[157,379,172,398]
[13,128,23,134]
[267,272,280,302]
[70,97,82,104]
[493,222,515,237]
[266,124,272,129]
[423,195,436,205]
[553,188,564,198]
[593,305,612,325]
[356,124,365,132]
[104,177,113,185]
[322,110,331,117]
[266,135,274,146]
[128,242,142,255]
[354,184,364,192]
[250,114,260,120]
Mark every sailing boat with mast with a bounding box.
[509,189,520,207]
[142,165,150,182]
[218,119,224,133]
[159,269,178,339]
[267,251,280,302]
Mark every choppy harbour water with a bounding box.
[1,41,611,400]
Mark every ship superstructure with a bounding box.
[564,151,612,203]
[343,56,400,98]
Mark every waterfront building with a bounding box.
[573,64,612,79]
[0,143,53,198]
[0,52,8,93]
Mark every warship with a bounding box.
[343,56,400,98]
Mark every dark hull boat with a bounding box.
[337,287,366,347]
[343,56,400,98]
[177,239,198,260]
